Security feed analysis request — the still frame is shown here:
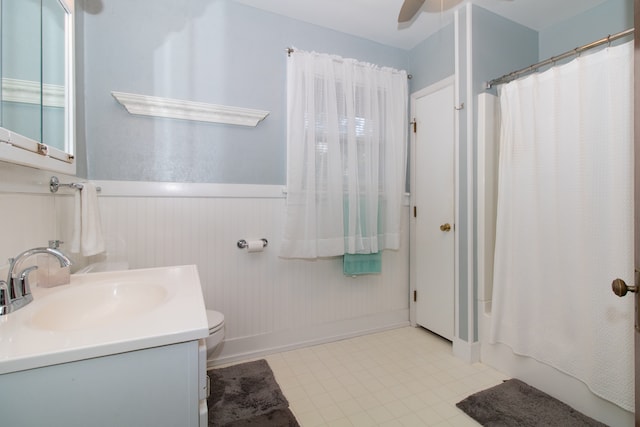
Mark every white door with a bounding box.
[411,78,455,341]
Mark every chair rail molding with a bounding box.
[111,91,270,127]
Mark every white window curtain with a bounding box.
[490,40,634,411]
[280,50,408,259]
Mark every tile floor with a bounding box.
[234,326,510,426]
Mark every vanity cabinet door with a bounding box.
[0,341,201,427]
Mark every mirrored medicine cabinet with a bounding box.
[0,0,75,175]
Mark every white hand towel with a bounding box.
[71,182,105,256]
[71,188,82,253]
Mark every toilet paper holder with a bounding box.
[237,238,268,249]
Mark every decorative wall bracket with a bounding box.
[111,91,269,127]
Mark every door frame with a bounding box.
[409,75,460,341]
[633,0,639,421]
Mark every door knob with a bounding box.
[440,223,452,232]
[611,278,638,297]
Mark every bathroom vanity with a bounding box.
[0,265,209,426]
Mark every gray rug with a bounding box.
[207,359,299,427]
[457,379,608,426]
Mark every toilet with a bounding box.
[205,309,225,359]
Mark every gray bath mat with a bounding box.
[208,359,299,426]
[456,378,608,426]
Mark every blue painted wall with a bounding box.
[79,0,630,184]
[408,23,455,93]
[80,0,408,183]
[473,6,539,93]
[75,5,88,178]
[406,22,455,191]
[539,0,633,60]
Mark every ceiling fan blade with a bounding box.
[398,0,426,23]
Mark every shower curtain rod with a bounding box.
[485,27,635,89]
[285,47,413,79]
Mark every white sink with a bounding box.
[0,265,208,375]
[28,280,168,331]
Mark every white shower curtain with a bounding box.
[490,40,634,411]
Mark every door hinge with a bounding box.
[413,290,417,302]
[413,206,417,218]
[411,120,417,133]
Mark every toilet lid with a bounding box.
[207,309,225,332]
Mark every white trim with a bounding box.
[409,88,416,327]
[477,93,488,308]
[453,336,480,363]
[92,180,286,199]
[64,0,75,156]
[85,183,410,201]
[453,9,462,346]
[111,91,270,127]
[465,2,475,344]
[0,162,286,198]
[1,78,65,108]
[477,93,499,309]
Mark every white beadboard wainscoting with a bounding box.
[79,180,411,365]
[0,166,410,365]
[0,165,409,365]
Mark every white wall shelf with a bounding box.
[111,91,269,127]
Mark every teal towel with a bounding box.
[342,195,383,276]
[343,252,382,276]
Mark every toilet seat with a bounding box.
[207,309,225,334]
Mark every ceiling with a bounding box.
[232,0,610,50]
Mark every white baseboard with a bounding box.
[453,337,481,363]
[209,309,410,368]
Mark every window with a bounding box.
[280,50,408,259]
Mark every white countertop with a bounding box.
[0,265,208,375]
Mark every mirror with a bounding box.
[0,0,75,175]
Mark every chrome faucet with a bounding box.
[0,247,72,315]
